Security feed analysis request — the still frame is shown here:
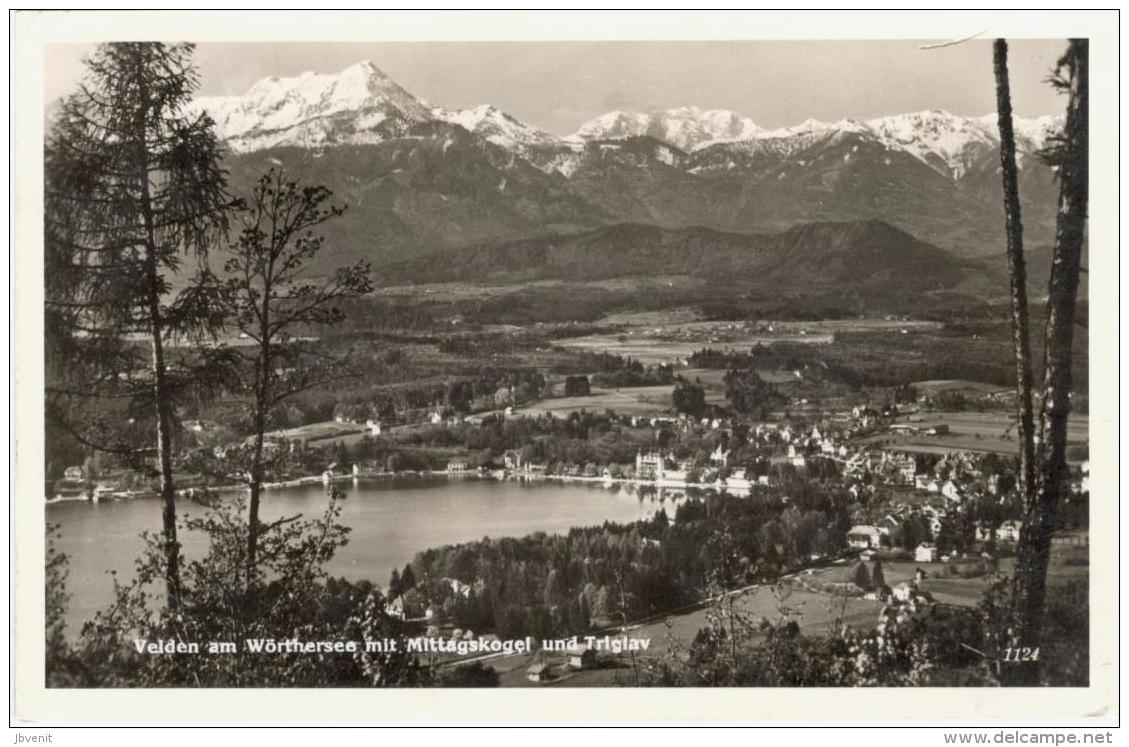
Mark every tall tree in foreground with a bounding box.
[215,168,372,579]
[992,39,1089,685]
[992,39,1037,505]
[45,43,233,608]
[1012,39,1089,686]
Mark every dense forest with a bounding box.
[407,490,852,640]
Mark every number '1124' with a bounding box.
[1003,647,1040,662]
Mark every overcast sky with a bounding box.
[46,40,1068,135]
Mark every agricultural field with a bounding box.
[595,306,706,327]
[506,385,724,419]
[848,560,1005,606]
[638,583,882,645]
[553,316,946,366]
[678,368,732,398]
[552,335,720,366]
[264,420,363,444]
[795,538,1086,610]
[375,277,708,304]
[554,329,830,366]
[594,310,941,334]
[864,410,1089,460]
[913,379,1011,397]
[494,583,883,687]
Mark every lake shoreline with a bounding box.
[47,466,750,505]
[48,475,681,639]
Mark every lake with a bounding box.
[47,475,687,633]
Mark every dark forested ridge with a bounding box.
[377,219,989,292]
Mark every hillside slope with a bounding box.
[222,124,611,270]
[379,219,986,293]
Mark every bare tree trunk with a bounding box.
[992,39,1036,503]
[246,378,266,582]
[247,439,264,580]
[149,330,180,609]
[247,277,273,582]
[137,63,180,610]
[1007,39,1088,686]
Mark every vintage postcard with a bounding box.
[10,9,1119,728]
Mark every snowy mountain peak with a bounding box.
[757,118,839,139]
[867,109,993,140]
[433,103,567,156]
[437,104,523,136]
[191,60,433,152]
[572,110,652,141]
[571,107,758,151]
[861,109,1064,177]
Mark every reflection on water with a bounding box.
[47,476,677,633]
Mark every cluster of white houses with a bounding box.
[630,447,767,492]
[473,412,1032,507]
[848,513,1024,564]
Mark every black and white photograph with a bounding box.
[10,8,1119,731]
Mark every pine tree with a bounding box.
[400,564,417,592]
[871,557,885,589]
[849,561,871,591]
[543,569,563,606]
[388,568,402,600]
[45,43,233,607]
[335,442,353,471]
[577,591,591,629]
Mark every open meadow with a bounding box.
[554,326,833,365]
[508,384,725,419]
[865,410,1089,460]
[493,535,1089,687]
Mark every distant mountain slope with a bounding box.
[678,129,1054,254]
[221,124,610,270]
[379,219,985,293]
[431,104,579,166]
[767,219,972,287]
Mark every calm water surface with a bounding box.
[47,476,686,632]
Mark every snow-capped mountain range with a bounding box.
[182,61,1066,269]
[572,108,1060,178]
[191,61,1061,180]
